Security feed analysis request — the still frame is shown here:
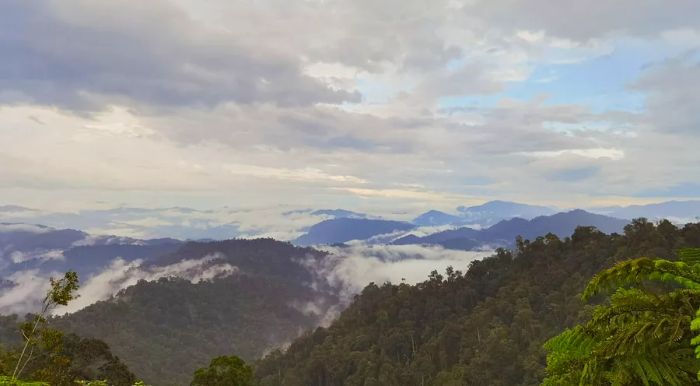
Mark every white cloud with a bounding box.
[0,223,51,234]
[518,148,625,161]
[0,253,236,316]
[312,244,492,302]
[0,270,51,315]
[9,249,65,264]
[54,253,236,315]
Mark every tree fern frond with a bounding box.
[583,258,700,300]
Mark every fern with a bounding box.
[543,248,700,385]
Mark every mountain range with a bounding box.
[0,222,181,279]
[2,199,700,242]
[292,209,629,249]
[394,209,629,249]
[594,200,700,222]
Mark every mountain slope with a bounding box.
[255,220,700,386]
[54,239,338,386]
[0,315,137,385]
[293,218,414,246]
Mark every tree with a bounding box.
[11,271,79,381]
[191,356,254,386]
[543,248,700,385]
[1,272,138,385]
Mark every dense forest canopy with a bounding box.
[255,219,700,386]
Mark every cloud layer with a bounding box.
[0,241,490,323]
[0,0,699,212]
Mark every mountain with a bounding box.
[411,201,556,228]
[456,200,556,226]
[393,226,481,245]
[412,210,464,227]
[484,209,628,240]
[595,200,700,222]
[255,220,700,386]
[395,210,628,250]
[0,222,182,278]
[0,222,87,254]
[0,206,243,241]
[310,209,366,219]
[293,218,414,246]
[54,238,339,385]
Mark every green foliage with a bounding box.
[75,380,149,386]
[49,271,80,307]
[0,375,48,385]
[0,272,135,386]
[256,220,700,385]
[543,248,700,385]
[9,271,80,382]
[191,356,254,386]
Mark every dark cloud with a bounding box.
[630,55,700,134]
[0,0,358,110]
[548,166,601,182]
[464,0,700,41]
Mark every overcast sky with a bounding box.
[1,0,699,213]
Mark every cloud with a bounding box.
[0,270,51,315]
[9,249,65,264]
[519,148,625,161]
[288,243,494,326]
[630,55,700,134]
[0,253,236,316]
[54,253,236,315]
[463,0,700,41]
[311,244,492,302]
[0,223,51,234]
[0,0,699,212]
[0,0,358,110]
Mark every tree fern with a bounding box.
[543,248,700,385]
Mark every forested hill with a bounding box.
[54,239,339,386]
[255,219,700,386]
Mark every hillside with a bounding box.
[0,315,136,385]
[255,219,700,385]
[54,239,339,385]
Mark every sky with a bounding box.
[1,0,699,215]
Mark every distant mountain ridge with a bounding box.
[293,218,414,246]
[594,200,700,222]
[395,209,629,250]
[457,200,556,223]
[412,210,464,226]
[3,199,699,243]
[412,200,556,228]
[0,222,182,278]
